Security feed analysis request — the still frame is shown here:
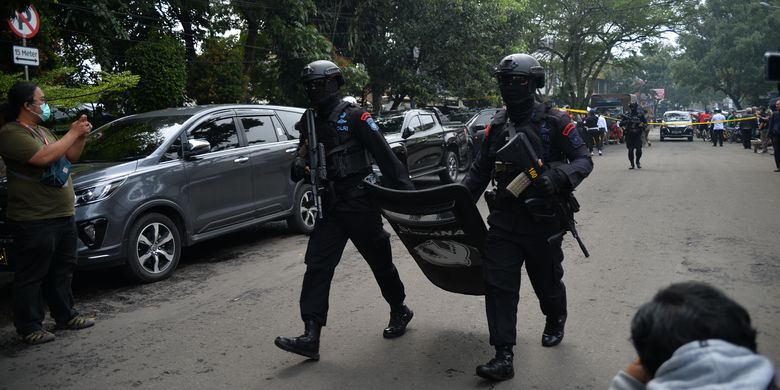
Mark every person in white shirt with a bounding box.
[711,109,726,147]
[597,111,608,155]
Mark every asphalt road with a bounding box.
[1,130,778,389]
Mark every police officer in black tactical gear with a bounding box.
[620,102,647,169]
[462,54,593,382]
[274,60,415,361]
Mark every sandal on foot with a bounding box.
[56,315,95,330]
[22,330,55,345]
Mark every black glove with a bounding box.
[291,156,308,181]
[534,168,568,197]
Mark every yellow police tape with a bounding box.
[561,108,758,126]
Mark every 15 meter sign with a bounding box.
[7,5,40,39]
[13,46,39,66]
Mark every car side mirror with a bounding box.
[184,139,211,158]
[402,127,414,139]
[474,124,486,132]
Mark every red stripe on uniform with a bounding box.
[360,112,371,121]
[562,123,575,136]
[485,123,492,137]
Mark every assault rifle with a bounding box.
[306,109,327,219]
[495,131,590,257]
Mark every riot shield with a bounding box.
[364,182,486,295]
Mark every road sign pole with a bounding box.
[23,38,29,81]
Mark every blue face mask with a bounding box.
[30,102,51,122]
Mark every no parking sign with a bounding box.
[7,5,40,39]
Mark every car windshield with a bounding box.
[80,114,191,163]
[663,113,691,122]
[375,115,405,134]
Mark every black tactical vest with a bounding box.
[317,102,373,180]
[489,104,572,197]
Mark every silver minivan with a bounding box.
[1,105,314,283]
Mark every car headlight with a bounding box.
[75,177,126,206]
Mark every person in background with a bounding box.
[726,110,739,143]
[739,108,757,150]
[0,82,96,345]
[710,109,726,147]
[584,109,603,156]
[768,99,780,172]
[619,103,647,169]
[698,110,712,142]
[758,107,770,154]
[597,110,608,152]
[608,281,777,390]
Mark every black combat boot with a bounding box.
[383,305,414,338]
[476,345,514,381]
[274,320,321,360]
[541,314,567,347]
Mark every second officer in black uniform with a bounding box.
[275,60,415,361]
[463,54,593,381]
[620,102,647,169]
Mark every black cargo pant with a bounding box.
[482,218,566,347]
[741,128,753,149]
[299,197,406,326]
[10,216,79,336]
[586,130,602,153]
[625,132,643,165]
[712,130,724,146]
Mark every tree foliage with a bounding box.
[0,67,139,109]
[126,35,187,112]
[527,0,693,108]
[313,0,526,111]
[188,37,246,105]
[674,0,780,109]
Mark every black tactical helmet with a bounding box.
[494,54,545,88]
[300,60,345,86]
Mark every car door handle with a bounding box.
[233,157,249,163]
[285,148,298,153]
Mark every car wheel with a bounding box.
[439,150,459,184]
[287,183,316,235]
[687,136,693,142]
[124,213,181,283]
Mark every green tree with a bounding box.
[340,63,370,103]
[674,0,780,109]
[527,0,694,108]
[601,44,719,111]
[233,0,331,105]
[126,35,186,112]
[189,37,246,104]
[314,0,527,111]
[0,67,138,109]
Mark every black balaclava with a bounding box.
[305,77,341,110]
[498,74,536,124]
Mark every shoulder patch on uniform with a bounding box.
[360,112,379,131]
[562,123,575,136]
[337,112,348,125]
